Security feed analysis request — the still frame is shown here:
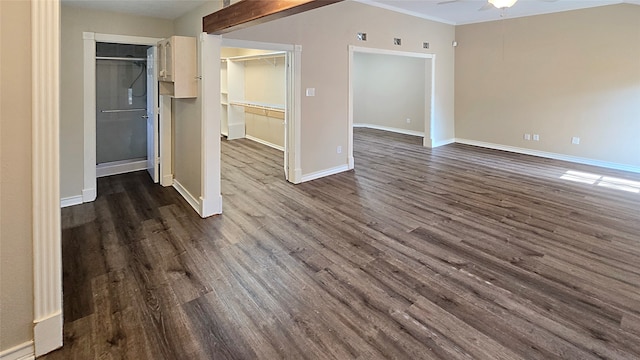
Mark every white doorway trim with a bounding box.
[199,36,302,217]
[220,38,303,184]
[82,32,164,203]
[348,46,436,169]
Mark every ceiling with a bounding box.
[60,0,639,24]
[60,0,210,19]
[358,0,640,25]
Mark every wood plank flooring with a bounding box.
[43,128,640,359]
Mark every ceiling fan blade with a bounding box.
[478,2,495,11]
[437,0,459,5]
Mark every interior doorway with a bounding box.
[94,42,154,178]
[82,33,164,202]
[348,46,435,169]
[220,39,301,183]
[221,47,286,149]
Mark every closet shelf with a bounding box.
[229,101,284,112]
[224,51,286,62]
[100,108,146,113]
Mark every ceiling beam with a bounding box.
[203,0,344,35]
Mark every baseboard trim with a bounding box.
[353,123,424,137]
[96,159,147,178]
[60,195,83,208]
[0,341,34,360]
[245,135,285,151]
[301,164,350,183]
[455,138,640,174]
[173,179,201,215]
[33,311,62,357]
[82,187,96,203]
[432,138,455,148]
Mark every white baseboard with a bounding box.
[353,123,425,137]
[455,138,640,174]
[33,311,62,357]
[301,164,350,183]
[200,194,223,218]
[432,138,455,148]
[0,341,34,360]
[60,195,83,208]
[173,179,201,215]
[96,159,147,178]
[82,187,96,203]
[245,135,285,151]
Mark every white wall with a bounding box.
[0,0,34,353]
[455,4,640,168]
[224,1,456,176]
[60,5,174,199]
[353,52,427,134]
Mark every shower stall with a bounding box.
[95,42,151,177]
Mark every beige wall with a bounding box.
[354,52,427,134]
[455,4,640,167]
[60,5,174,199]
[225,1,456,174]
[172,1,222,199]
[244,56,286,148]
[0,0,34,352]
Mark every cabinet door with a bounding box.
[164,38,173,81]
[158,40,166,80]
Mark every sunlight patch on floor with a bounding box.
[560,170,640,193]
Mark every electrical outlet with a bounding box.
[337,146,342,154]
[524,133,531,141]
[533,134,540,141]
[406,118,411,124]
[572,137,580,145]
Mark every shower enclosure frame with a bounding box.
[82,32,168,203]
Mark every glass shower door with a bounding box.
[96,58,148,167]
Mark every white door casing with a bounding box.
[146,46,159,183]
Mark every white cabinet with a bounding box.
[158,36,196,98]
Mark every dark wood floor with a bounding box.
[44,128,640,359]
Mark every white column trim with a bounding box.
[32,0,63,357]
[200,33,223,217]
[82,32,97,202]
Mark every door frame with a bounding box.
[348,46,436,169]
[81,32,164,202]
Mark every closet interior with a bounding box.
[221,48,287,152]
